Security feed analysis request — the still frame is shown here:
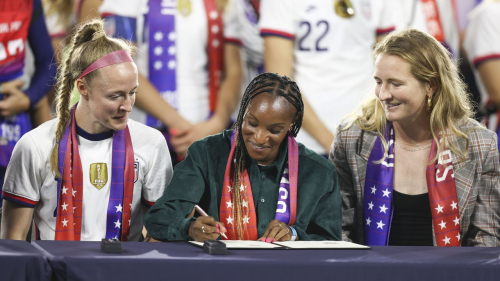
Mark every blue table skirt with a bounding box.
[32,241,500,281]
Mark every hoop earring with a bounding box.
[427,96,432,112]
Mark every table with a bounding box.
[32,241,500,281]
[0,240,51,281]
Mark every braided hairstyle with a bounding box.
[49,18,136,177]
[230,72,304,239]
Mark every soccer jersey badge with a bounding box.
[90,163,108,189]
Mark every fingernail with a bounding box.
[170,129,177,136]
[216,224,220,228]
[271,239,275,243]
[262,238,266,242]
[266,238,271,243]
[217,229,220,233]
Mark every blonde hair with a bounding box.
[50,18,136,177]
[42,0,75,30]
[343,29,474,163]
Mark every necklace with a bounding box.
[394,141,432,152]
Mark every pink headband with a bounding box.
[78,50,134,79]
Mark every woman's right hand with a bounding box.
[188,216,227,242]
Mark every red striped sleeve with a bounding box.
[376,26,396,36]
[260,28,295,40]
[100,12,115,18]
[473,54,500,68]
[225,37,243,46]
[50,31,67,39]
[2,192,37,207]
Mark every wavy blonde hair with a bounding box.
[50,18,136,177]
[343,29,474,163]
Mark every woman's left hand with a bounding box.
[259,220,293,242]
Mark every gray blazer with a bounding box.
[330,118,500,246]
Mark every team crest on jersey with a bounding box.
[90,163,108,189]
[134,161,139,183]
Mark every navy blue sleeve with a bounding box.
[25,0,56,107]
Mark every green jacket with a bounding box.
[144,130,342,241]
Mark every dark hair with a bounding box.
[230,72,304,239]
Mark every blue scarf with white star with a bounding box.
[363,122,395,245]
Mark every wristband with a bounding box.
[289,225,297,241]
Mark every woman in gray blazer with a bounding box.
[331,29,500,247]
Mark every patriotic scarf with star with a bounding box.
[220,130,299,240]
[364,122,461,246]
[54,105,134,241]
[145,0,223,130]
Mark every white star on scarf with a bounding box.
[72,190,76,197]
[242,200,248,208]
[242,216,250,224]
[377,220,385,230]
[453,217,460,226]
[154,31,163,41]
[154,46,163,56]
[226,216,233,225]
[73,207,76,213]
[128,219,131,226]
[450,201,458,210]
[62,186,68,194]
[62,202,68,211]
[240,184,245,192]
[382,188,391,198]
[443,236,451,245]
[371,186,377,194]
[115,204,123,213]
[439,220,447,229]
[154,61,163,70]
[211,25,219,34]
[168,32,176,41]
[115,219,121,228]
[379,204,388,214]
[435,204,444,214]
[366,217,371,226]
[62,218,69,227]
[368,201,374,210]
[168,60,176,69]
[456,233,461,241]
[226,201,232,208]
[227,186,232,192]
[209,11,218,19]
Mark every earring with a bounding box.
[427,96,432,112]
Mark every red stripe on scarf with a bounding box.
[425,139,461,246]
[204,0,224,113]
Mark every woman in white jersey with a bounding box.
[0,19,172,241]
[98,0,242,164]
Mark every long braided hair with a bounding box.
[49,19,135,177]
[230,72,304,239]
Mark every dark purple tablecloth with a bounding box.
[0,240,51,281]
[32,241,500,281]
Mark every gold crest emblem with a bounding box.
[90,163,108,190]
[178,0,192,17]
[334,0,355,19]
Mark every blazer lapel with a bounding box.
[355,131,378,196]
[450,134,476,220]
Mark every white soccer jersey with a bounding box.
[392,0,459,56]
[2,118,172,241]
[99,0,231,125]
[463,1,500,129]
[259,0,395,154]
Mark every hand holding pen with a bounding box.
[188,205,228,241]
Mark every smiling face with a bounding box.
[374,53,433,127]
[241,93,297,166]
[77,62,138,134]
